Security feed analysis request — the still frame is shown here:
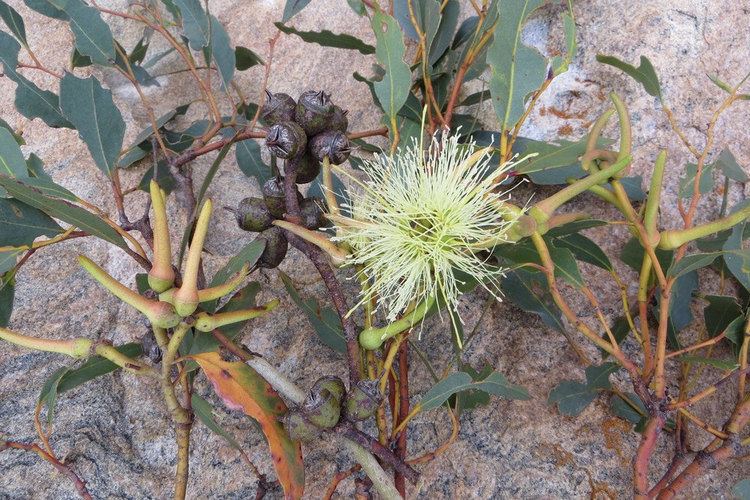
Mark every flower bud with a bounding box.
[295,90,335,136]
[287,152,321,184]
[173,200,213,317]
[147,181,175,292]
[233,197,274,232]
[261,90,296,125]
[283,410,321,442]
[345,379,381,421]
[256,226,288,269]
[265,121,307,159]
[309,130,350,165]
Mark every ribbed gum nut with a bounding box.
[256,226,288,269]
[330,105,349,132]
[265,121,307,159]
[309,130,350,165]
[261,90,296,126]
[283,410,321,442]
[300,197,326,230]
[295,90,335,136]
[173,199,213,317]
[287,153,321,184]
[262,178,303,218]
[311,376,346,403]
[345,379,381,421]
[235,197,274,232]
[304,390,341,429]
[148,180,174,292]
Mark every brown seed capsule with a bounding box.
[262,177,303,218]
[261,90,296,125]
[345,379,381,421]
[232,197,273,232]
[309,130,351,165]
[330,105,349,132]
[295,90,335,136]
[300,197,326,230]
[265,121,307,159]
[287,153,321,184]
[256,226,288,269]
[283,410,321,442]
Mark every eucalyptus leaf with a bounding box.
[50,0,115,65]
[667,252,720,278]
[596,54,661,99]
[23,0,67,19]
[0,276,13,327]
[0,127,28,197]
[723,223,750,291]
[236,139,268,186]
[281,0,312,23]
[275,22,375,55]
[209,15,235,90]
[419,371,529,412]
[174,0,209,49]
[703,295,743,338]
[501,269,564,332]
[554,233,613,271]
[0,198,62,246]
[371,11,411,126]
[235,46,263,70]
[0,0,27,45]
[60,73,125,177]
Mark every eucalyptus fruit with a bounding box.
[295,90,335,136]
[283,410,321,442]
[345,380,381,421]
[309,130,351,165]
[300,197,326,229]
[265,121,307,159]
[261,90,295,125]
[311,376,346,403]
[330,105,349,132]
[287,152,321,184]
[256,226,288,269]
[304,390,341,429]
[261,177,303,218]
[233,197,273,232]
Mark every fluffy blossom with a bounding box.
[333,131,520,327]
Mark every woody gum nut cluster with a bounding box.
[230,90,349,269]
[283,377,383,442]
[79,181,277,336]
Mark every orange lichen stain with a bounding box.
[602,417,631,466]
[558,124,574,136]
[548,106,588,121]
[585,469,618,500]
[534,442,575,467]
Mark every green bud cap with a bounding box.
[345,379,381,421]
[283,410,321,442]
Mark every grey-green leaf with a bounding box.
[596,54,661,99]
[487,0,546,131]
[585,363,619,390]
[236,139,268,186]
[174,0,210,49]
[723,223,750,291]
[0,31,70,128]
[281,0,312,23]
[0,198,62,246]
[371,11,411,124]
[548,380,595,416]
[554,233,613,271]
[235,46,263,70]
[0,126,28,196]
[419,371,529,412]
[23,0,67,19]
[0,0,27,45]
[209,15,234,90]
[60,73,125,176]
[715,148,749,182]
[275,22,375,55]
[51,0,115,65]
[667,252,720,278]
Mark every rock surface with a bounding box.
[1,0,749,498]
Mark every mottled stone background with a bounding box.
[1,0,749,498]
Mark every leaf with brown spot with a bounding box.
[190,352,304,499]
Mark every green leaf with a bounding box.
[600,316,632,358]
[428,0,459,66]
[236,139,268,186]
[679,162,714,198]
[667,252,720,278]
[511,135,613,185]
[715,148,749,182]
[679,355,738,371]
[614,175,646,202]
[281,0,312,22]
[208,14,234,90]
[308,170,349,217]
[551,12,576,76]
[545,218,607,237]
[347,0,366,15]
[609,392,646,425]
[0,198,62,246]
[129,35,150,65]
[23,0,67,19]
[0,275,13,327]
[585,363,619,390]
[26,154,48,178]
[0,175,129,250]
[371,11,411,125]
[548,380,595,416]
[596,54,661,99]
[487,0,546,132]
[57,343,143,394]
[722,315,746,345]
[703,295,743,338]
[723,223,750,291]
[192,394,247,452]
[174,0,209,49]
[549,243,584,288]
[733,479,750,500]
[275,22,375,55]
[50,0,115,65]
[0,249,20,274]
[0,1,26,45]
[419,371,529,412]
[280,271,345,353]
[202,240,266,313]
[38,366,70,424]
[60,73,125,177]
[235,46,263,70]
[0,31,70,128]
[0,126,28,196]
[554,233,613,271]
[501,268,565,332]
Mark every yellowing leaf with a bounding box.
[190,352,304,499]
